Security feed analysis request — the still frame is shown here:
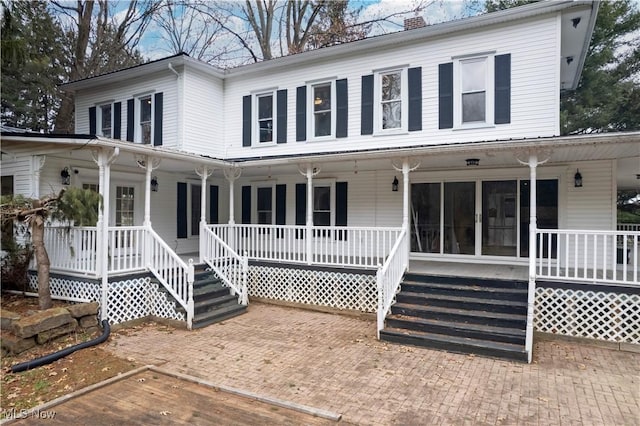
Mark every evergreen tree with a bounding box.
[1,1,66,132]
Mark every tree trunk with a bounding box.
[32,215,53,309]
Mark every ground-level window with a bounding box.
[191,184,201,236]
[313,185,331,226]
[115,186,134,226]
[83,183,99,192]
[257,186,273,224]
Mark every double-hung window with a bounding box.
[313,185,331,227]
[257,186,273,224]
[309,81,334,139]
[461,58,488,124]
[256,92,275,144]
[375,68,408,132]
[139,95,153,144]
[99,104,112,138]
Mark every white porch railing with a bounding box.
[146,227,195,328]
[41,226,98,276]
[208,224,403,268]
[618,223,640,232]
[376,229,409,337]
[202,225,248,305]
[536,229,640,285]
[107,226,146,274]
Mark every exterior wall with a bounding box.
[564,160,616,230]
[0,155,33,197]
[223,14,560,159]
[181,67,225,157]
[74,70,180,148]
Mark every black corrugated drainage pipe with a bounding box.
[11,320,110,373]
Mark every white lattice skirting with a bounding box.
[27,273,184,325]
[248,265,377,312]
[535,287,640,344]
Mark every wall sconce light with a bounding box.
[571,17,581,28]
[466,158,480,166]
[150,176,159,192]
[574,169,583,188]
[60,167,71,185]
[566,56,574,65]
[392,176,399,192]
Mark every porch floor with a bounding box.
[409,260,529,281]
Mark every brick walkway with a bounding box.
[106,303,640,425]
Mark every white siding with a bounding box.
[75,71,179,148]
[565,160,615,231]
[223,15,560,159]
[1,155,32,197]
[181,68,225,157]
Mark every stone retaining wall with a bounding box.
[0,302,100,356]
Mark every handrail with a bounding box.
[376,229,409,338]
[146,227,195,328]
[202,225,248,305]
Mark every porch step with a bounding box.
[380,274,528,362]
[379,328,527,362]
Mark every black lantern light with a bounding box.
[392,176,399,192]
[60,167,71,185]
[150,176,158,192]
[574,169,583,188]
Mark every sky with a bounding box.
[112,0,479,65]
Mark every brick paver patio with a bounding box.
[106,303,639,425]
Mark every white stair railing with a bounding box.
[146,227,195,328]
[202,225,248,305]
[376,229,409,338]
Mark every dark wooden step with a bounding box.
[403,273,528,289]
[194,294,239,315]
[192,304,247,329]
[400,281,527,301]
[380,327,527,362]
[193,283,228,301]
[391,302,526,328]
[395,291,527,315]
[385,314,525,345]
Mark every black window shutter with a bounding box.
[242,95,251,147]
[209,185,219,224]
[126,98,135,141]
[295,183,306,239]
[495,54,511,124]
[408,67,422,131]
[275,184,286,225]
[154,92,163,146]
[361,74,374,135]
[89,107,96,135]
[177,182,187,238]
[241,185,251,224]
[277,89,287,143]
[438,63,454,129]
[335,182,348,240]
[113,102,121,139]
[336,79,348,138]
[296,86,306,142]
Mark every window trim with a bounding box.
[135,94,154,144]
[374,67,408,134]
[312,180,336,227]
[97,103,113,138]
[453,54,495,128]
[253,91,277,147]
[307,80,336,141]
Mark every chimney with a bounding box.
[404,16,426,31]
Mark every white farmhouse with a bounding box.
[2,0,638,362]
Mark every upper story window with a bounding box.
[99,104,112,137]
[139,95,153,144]
[460,58,487,123]
[309,81,335,139]
[256,92,275,144]
[374,68,408,133]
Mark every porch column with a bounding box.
[137,156,160,228]
[305,165,316,265]
[526,153,538,364]
[223,167,242,251]
[95,151,105,280]
[98,148,119,322]
[402,159,410,259]
[32,156,45,198]
[196,166,213,263]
